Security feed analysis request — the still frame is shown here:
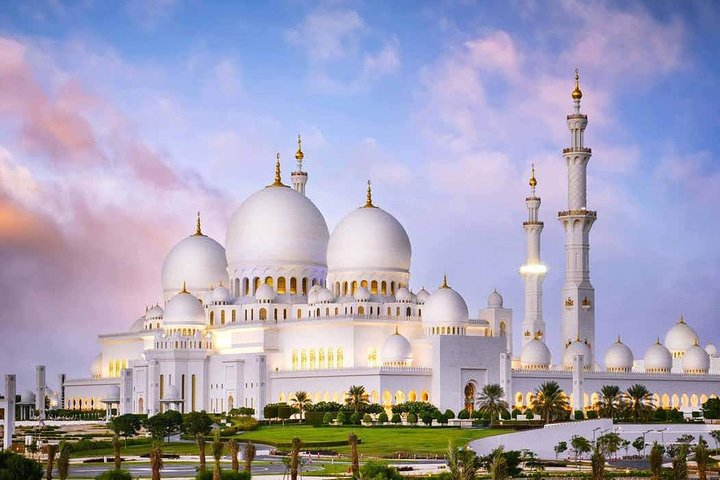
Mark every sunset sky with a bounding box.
[1,0,719,389]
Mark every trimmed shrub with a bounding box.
[0,451,43,480]
[586,410,597,420]
[501,409,511,420]
[277,405,292,421]
[360,461,404,480]
[336,411,348,425]
[471,410,482,420]
[378,412,388,423]
[421,412,433,425]
[444,409,455,420]
[511,408,522,419]
[349,412,362,425]
[525,409,534,420]
[362,413,373,424]
[457,409,470,420]
[574,410,585,420]
[307,401,343,413]
[437,414,449,425]
[263,404,279,419]
[305,411,327,427]
[391,413,401,424]
[95,470,133,480]
[365,404,385,414]
[406,413,418,425]
[222,472,251,480]
[322,412,334,425]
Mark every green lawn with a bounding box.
[240,425,509,457]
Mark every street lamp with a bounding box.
[593,426,601,444]
[656,428,667,446]
[642,429,652,458]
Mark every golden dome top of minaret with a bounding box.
[572,68,583,100]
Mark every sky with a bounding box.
[0,0,719,390]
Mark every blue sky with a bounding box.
[0,0,719,387]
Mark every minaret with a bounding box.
[558,69,597,362]
[520,164,547,347]
[291,134,308,195]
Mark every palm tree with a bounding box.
[112,434,122,471]
[150,444,163,480]
[244,441,256,474]
[649,442,664,480]
[290,437,302,480]
[349,432,359,479]
[590,447,605,480]
[476,384,508,425]
[488,447,508,480]
[345,385,369,413]
[671,445,687,480]
[196,433,207,472]
[594,385,623,419]
[57,441,71,480]
[46,443,58,480]
[291,391,313,421]
[228,439,239,472]
[625,384,654,422]
[212,432,224,480]
[531,381,569,423]
[694,437,710,480]
[446,441,480,480]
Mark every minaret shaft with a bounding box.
[520,166,546,347]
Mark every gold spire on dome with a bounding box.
[441,274,449,289]
[194,211,204,236]
[572,68,583,100]
[656,336,661,345]
[268,153,286,187]
[295,134,304,161]
[364,179,376,208]
[616,335,622,343]
[529,163,537,188]
[694,338,699,347]
[181,281,188,294]
[395,325,399,335]
[679,314,685,324]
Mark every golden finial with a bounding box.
[694,338,699,347]
[441,274,449,289]
[395,325,399,335]
[364,179,375,208]
[181,281,188,294]
[268,153,286,187]
[529,163,537,188]
[194,211,203,236]
[656,336,661,345]
[679,314,685,324]
[576,333,581,342]
[295,134,304,161]
[616,335,621,344]
[572,68,583,100]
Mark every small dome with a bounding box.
[381,329,413,365]
[416,288,430,304]
[683,343,710,374]
[644,340,672,373]
[705,343,718,357]
[91,354,103,378]
[563,340,592,369]
[102,386,120,402]
[395,287,412,303]
[664,316,698,355]
[255,284,276,303]
[161,230,228,299]
[211,285,232,304]
[423,280,469,326]
[604,337,634,372]
[146,305,164,320]
[20,390,36,404]
[520,339,551,369]
[488,289,504,308]
[354,286,371,302]
[317,286,335,304]
[163,290,205,327]
[307,284,321,305]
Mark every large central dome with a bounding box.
[226,185,330,269]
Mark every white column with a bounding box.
[120,369,133,415]
[35,365,46,423]
[571,354,585,412]
[499,353,512,404]
[3,375,16,451]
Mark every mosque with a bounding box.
[60,72,720,418]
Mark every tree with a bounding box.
[378,412,388,423]
[590,447,604,480]
[290,391,312,422]
[710,430,720,449]
[244,441,256,474]
[0,451,43,480]
[183,411,214,437]
[228,439,239,472]
[701,397,720,419]
[694,437,710,480]
[112,434,122,471]
[197,434,207,472]
[671,445,687,480]
[649,442,664,480]
[46,443,58,480]
[632,436,646,456]
[625,384,654,422]
[391,413,401,424]
[445,409,456,420]
[532,381,570,423]
[212,432,223,480]
[336,411,347,425]
[446,442,480,480]
[621,438,631,457]
[349,433,359,479]
[345,385,369,413]
[57,441,71,480]
[359,461,404,480]
[476,384,508,425]
[290,437,301,480]
[594,385,623,419]
[597,432,622,459]
[554,441,567,459]
[488,447,508,480]
[150,444,163,480]
[109,414,142,442]
[570,435,591,462]
[407,413,417,425]
[144,412,180,441]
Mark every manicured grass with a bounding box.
[240,425,509,457]
[71,441,198,458]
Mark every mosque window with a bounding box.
[316,308,321,317]
[371,280,378,295]
[243,278,249,296]
[264,276,274,288]
[302,278,308,295]
[368,347,378,367]
[297,309,302,319]
[337,347,344,368]
[160,374,164,400]
[343,282,348,296]
[253,277,260,294]
[396,307,400,316]
[358,306,365,315]
[391,282,396,294]
[319,348,325,368]
[283,309,287,320]
[221,310,225,324]
[259,308,267,321]
[310,349,317,369]
[209,311,215,325]
[292,349,298,370]
[251,309,254,321]
[361,280,368,289]
[290,277,297,295]
[278,277,286,294]
[327,348,334,368]
[406,307,412,317]
[301,350,307,369]
[387,307,391,316]
[351,281,358,295]
[232,310,236,322]
[325,307,330,316]
[312,278,318,286]
[334,307,339,316]
[381,281,387,295]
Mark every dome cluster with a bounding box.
[381,328,413,366]
[422,277,469,334]
[520,338,551,370]
[604,337,634,372]
[664,316,699,358]
[163,287,205,327]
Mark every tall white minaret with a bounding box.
[558,69,596,362]
[520,164,547,347]
[291,134,308,195]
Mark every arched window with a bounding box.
[337,347,344,368]
[327,348,335,368]
[209,311,215,325]
[391,281,396,294]
[343,282,348,296]
[292,349,299,370]
[334,307,339,315]
[396,307,400,316]
[406,307,412,317]
[290,277,297,295]
[358,306,365,315]
[259,308,267,321]
[351,280,358,295]
[244,310,248,321]
[387,307,391,316]
[361,279,368,289]
[381,281,387,295]
[297,309,302,319]
[232,310,236,322]
[264,276,274,287]
[326,307,330,316]
[283,309,287,320]
[309,349,317,369]
[312,278,318,286]
[243,278,249,296]
[220,310,226,324]
[319,348,325,368]
[273,309,278,321]
[277,277,286,294]
[316,307,321,317]
[301,349,307,369]
[302,278,308,295]
[370,280,378,294]
[335,282,340,296]
[253,277,260,294]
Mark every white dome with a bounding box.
[395,287,412,303]
[20,390,36,404]
[163,290,206,327]
[416,288,430,304]
[354,286,371,302]
[255,284,277,303]
[563,340,592,369]
[682,344,710,373]
[604,337,634,372]
[226,185,329,268]
[146,305,164,320]
[488,289,504,308]
[102,386,120,402]
[664,316,698,354]
[91,354,103,378]
[381,329,413,365]
[520,339,551,369]
[161,231,228,297]
[705,343,718,357]
[644,340,672,373]
[307,284,321,304]
[317,286,335,304]
[211,285,232,304]
[327,206,411,275]
[423,281,469,326]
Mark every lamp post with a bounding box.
[642,429,652,457]
[593,426,601,445]
[656,428,667,446]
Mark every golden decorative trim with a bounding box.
[181,281,188,294]
[194,211,204,236]
[441,274,449,289]
[295,134,304,161]
[565,297,574,307]
[364,179,376,208]
[572,68,583,100]
[268,153,287,187]
[529,163,537,188]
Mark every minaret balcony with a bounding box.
[557,209,597,218]
[522,221,544,226]
[562,147,592,154]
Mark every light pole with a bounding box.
[657,428,667,447]
[642,429,652,458]
[593,427,601,445]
